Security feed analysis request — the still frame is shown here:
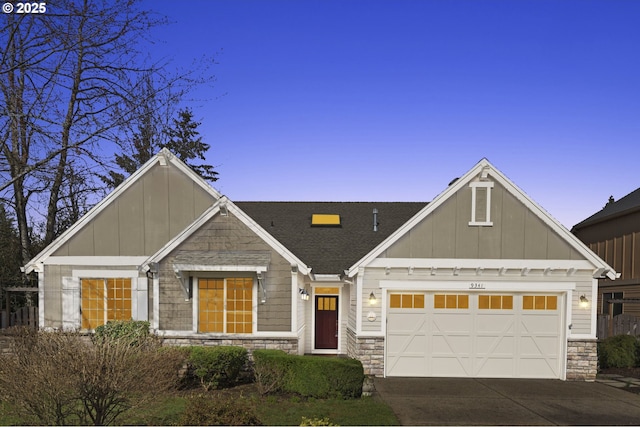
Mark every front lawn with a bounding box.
[1,383,399,426]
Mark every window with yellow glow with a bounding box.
[81,278,132,330]
[317,296,337,311]
[315,287,339,295]
[199,278,253,333]
[389,293,425,309]
[311,214,341,226]
[434,294,469,309]
[523,295,557,310]
[478,294,513,310]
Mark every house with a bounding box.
[572,188,640,319]
[24,149,615,381]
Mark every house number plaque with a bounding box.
[469,283,485,289]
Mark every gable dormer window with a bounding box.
[469,181,494,226]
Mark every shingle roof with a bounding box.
[573,187,640,230]
[235,202,427,275]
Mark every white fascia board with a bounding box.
[312,274,342,282]
[45,256,148,266]
[379,280,576,292]
[347,158,617,279]
[367,258,597,271]
[23,149,221,274]
[174,264,268,272]
[227,202,311,276]
[72,269,139,278]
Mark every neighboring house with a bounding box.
[572,189,640,318]
[24,149,615,381]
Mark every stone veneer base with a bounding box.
[566,339,598,381]
[160,335,299,356]
[347,328,384,376]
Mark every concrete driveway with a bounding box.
[374,377,640,425]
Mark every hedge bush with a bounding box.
[252,350,364,399]
[598,335,640,369]
[186,346,248,390]
[93,319,150,345]
[252,349,290,395]
[179,392,262,425]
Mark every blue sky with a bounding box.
[144,0,639,229]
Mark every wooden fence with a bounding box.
[597,314,640,339]
[0,306,38,329]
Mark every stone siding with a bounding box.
[347,328,384,376]
[566,339,598,381]
[161,335,298,356]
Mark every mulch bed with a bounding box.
[599,367,640,378]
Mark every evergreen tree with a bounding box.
[0,203,24,290]
[103,107,217,188]
[164,108,218,182]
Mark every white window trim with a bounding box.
[469,181,494,226]
[192,276,258,335]
[68,269,146,329]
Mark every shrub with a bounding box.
[0,327,186,426]
[252,349,290,395]
[599,334,640,369]
[186,346,248,390]
[285,356,364,399]
[93,319,150,345]
[179,392,262,426]
[252,350,364,399]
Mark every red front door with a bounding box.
[315,295,338,349]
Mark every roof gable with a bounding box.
[347,159,616,279]
[141,197,311,275]
[24,149,221,273]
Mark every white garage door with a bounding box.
[386,292,564,378]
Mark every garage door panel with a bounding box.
[477,315,515,332]
[519,358,560,378]
[387,291,564,379]
[520,336,559,354]
[476,335,515,354]
[431,357,472,376]
[432,313,472,332]
[475,358,515,377]
[432,335,471,355]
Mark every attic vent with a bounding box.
[311,214,341,226]
[469,181,494,226]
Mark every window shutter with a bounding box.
[61,277,80,330]
[135,277,149,321]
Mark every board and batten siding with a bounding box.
[51,161,216,257]
[382,181,583,260]
[158,211,293,332]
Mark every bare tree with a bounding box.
[0,0,167,263]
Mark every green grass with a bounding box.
[256,394,399,426]
[0,386,399,426]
